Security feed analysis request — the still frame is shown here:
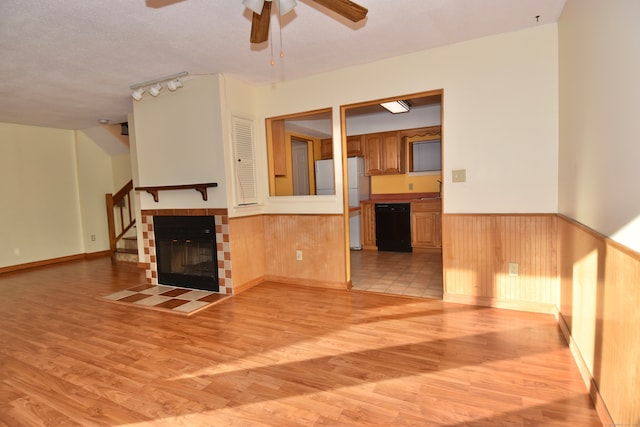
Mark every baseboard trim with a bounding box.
[557,313,614,427]
[233,276,264,295]
[443,293,557,314]
[264,275,349,291]
[0,253,88,274]
[85,250,111,259]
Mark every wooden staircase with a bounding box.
[114,234,138,263]
[106,180,137,263]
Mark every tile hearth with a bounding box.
[102,283,230,316]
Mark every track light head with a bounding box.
[149,83,162,97]
[131,88,145,101]
[167,79,183,91]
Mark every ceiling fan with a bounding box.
[243,0,368,44]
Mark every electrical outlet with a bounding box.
[408,183,414,190]
[296,250,303,261]
[452,169,467,183]
[508,263,519,276]
[91,234,96,241]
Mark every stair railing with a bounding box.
[106,180,135,257]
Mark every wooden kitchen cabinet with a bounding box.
[361,202,377,250]
[411,201,442,250]
[270,119,286,176]
[346,135,364,157]
[363,131,405,176]
[320,138,333,159]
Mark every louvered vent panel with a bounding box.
[232,117,258,205]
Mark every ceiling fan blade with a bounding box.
[250,0,271,43]
[310,0,368,22]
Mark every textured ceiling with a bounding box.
[0,0,565,130]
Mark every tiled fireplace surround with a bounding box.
[139,209,233,295]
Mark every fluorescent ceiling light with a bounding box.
[380,100,410,114]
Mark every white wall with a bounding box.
[559,0,640,252]
[131,74,228,210]
[255,24,560,215]
[217,74,264,218]
[111,153,132,190]
[0,123,84,267]
[75,130,117,253]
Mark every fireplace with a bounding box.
[153,215,218,292]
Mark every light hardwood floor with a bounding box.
[0,258,601,426]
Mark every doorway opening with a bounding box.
[291,139,311,195]
[342,90,444,299]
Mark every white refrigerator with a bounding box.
[347,157,370,250]
[315,157,370,249]
[314,159,334,195]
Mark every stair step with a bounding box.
[116,248,137,254]
[114,248,138,263]
[122,236,138,250]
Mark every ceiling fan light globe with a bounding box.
[277,0,296,15]
[243,0,265,14]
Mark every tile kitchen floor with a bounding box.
[350,249,443,299]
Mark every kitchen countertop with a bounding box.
[361,192,441,204]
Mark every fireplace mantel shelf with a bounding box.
[135,183,218,202]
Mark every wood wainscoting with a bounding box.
[557,215,639,426]
[229,215,267,294]
[263,214,347,289]
[443,212,640,424]
[442,214,558,313]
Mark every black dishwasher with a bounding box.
[375,203,412,252]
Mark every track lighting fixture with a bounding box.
[149,83,162,97]
[131,88,145,101]
[167,79,183,91]
[129,71,188,101]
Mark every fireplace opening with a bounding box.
[154,216,219,292]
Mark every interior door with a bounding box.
[292,141,310,195]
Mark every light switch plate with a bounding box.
[452,169,467,183]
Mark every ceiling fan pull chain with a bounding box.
[278,0,285,59]
[270,16,275,66]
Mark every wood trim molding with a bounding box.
[443,293,557,314]
[0,253,86,274]
[558,214,640,261]
[85,250,111,259]
[233,276,264,295]
[264,275,349,291]
[557,313,615,427]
